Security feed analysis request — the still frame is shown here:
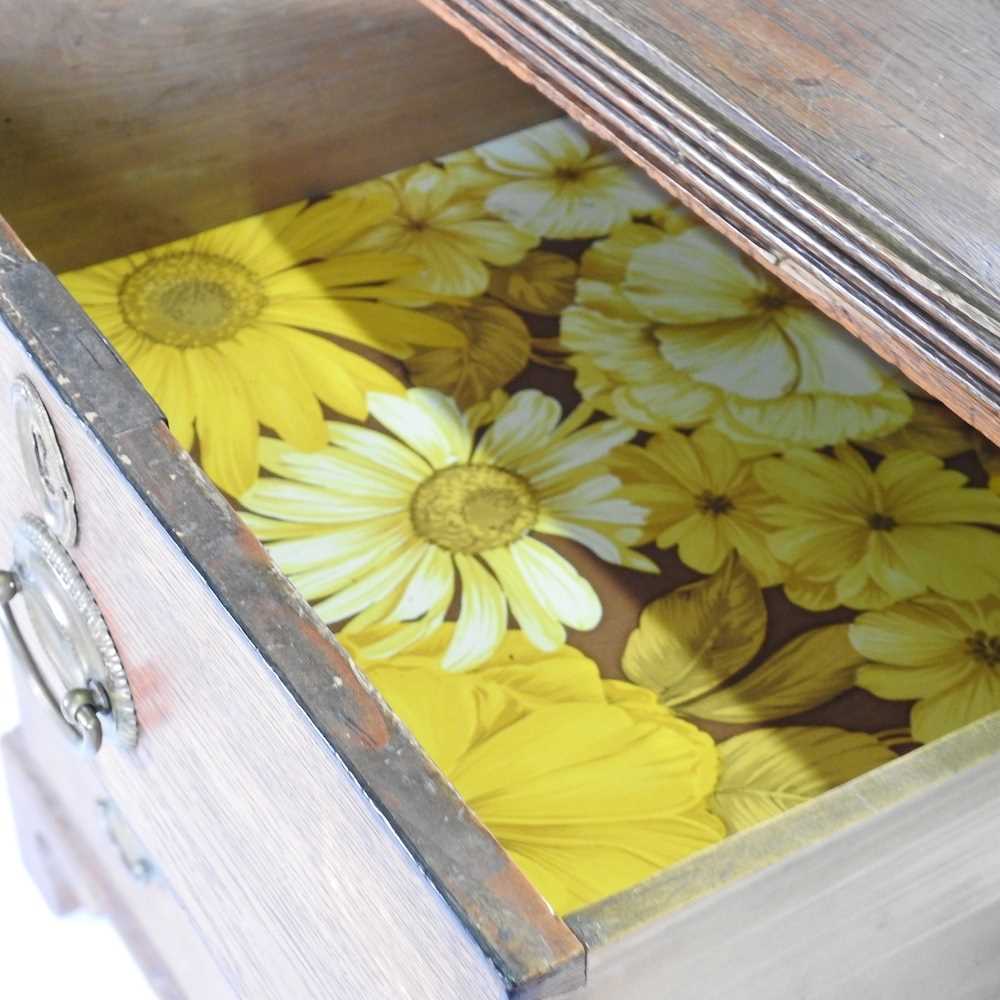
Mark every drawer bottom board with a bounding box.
[51,115,1000,918]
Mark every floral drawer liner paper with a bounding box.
[62,118,1000,916]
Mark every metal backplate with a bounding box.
[12,375,78,548]
[12,516,138,747]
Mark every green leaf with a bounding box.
[712,726,897,833]
[622,556,766,706]
[682,623,864,723]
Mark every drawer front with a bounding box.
[3,718,237,1000]
[0,256,581,998]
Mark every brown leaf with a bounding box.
[488,251,578,316]
[683,624,864,723]
[712,726,897,833]
[622,556,766,706]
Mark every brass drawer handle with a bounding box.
[0,516,137,754]
[12,376,78,548]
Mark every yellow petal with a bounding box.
[481,547,565,651]
[278,327,404,420]
[912,670,1000,743]
[625,225,769,323]
[280,184,398,259]
[367,388,472,468]
[849,598,975,667]
[863,398,975,458]
[221,332,326,452]
[188,349,261,496]
[444,554,508,670]
[194,200,309,276]
[260,297,465,356]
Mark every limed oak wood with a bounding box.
[568,714,1000,1000]
[0,0,554,272]
[420,0,1000,444]
[3,727,237,1000]
[0,263,584,998]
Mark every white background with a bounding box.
[0,640,155,999]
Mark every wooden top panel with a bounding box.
[421,0,1000,442]
[582,0,1000,317]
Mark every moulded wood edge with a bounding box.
[418,0,1000,445]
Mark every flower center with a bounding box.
[752,283,798,314]
[554,165,583,182]
[695,490,734,516]
[410,464,539,553]
[867,512,897,532]
[118,252,266,348]
[968,630,1000,668]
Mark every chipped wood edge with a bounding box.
[418,0,1000,445]
[0,252,586,999]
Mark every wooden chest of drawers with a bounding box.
[2,2,998,998]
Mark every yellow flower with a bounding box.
[487,251,578,316]
[852,596,1000,743]
[345,627,724,914]
[612,428,783,584]
[405,300,532,408]
[406,297,569,408]
[563,273,719,428]
[241,387,655,669]
[60,188,465,495]
[755,446,1000,610]
[561,222,911,447]
[472,119,664,238]
[347,164,537,297]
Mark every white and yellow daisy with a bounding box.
[241,388,655,669]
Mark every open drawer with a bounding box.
[2,2,1000,999]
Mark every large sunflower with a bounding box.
[344,627,724,914]
[561,221,911,448]
[347,164,537,297]
[611,427,783,584]
[241,387,655,669]
[462,119,664,239]
[755,446,1000,610]
[852,596,1000,743]
[60,187,465,495]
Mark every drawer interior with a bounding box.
[8,0,1000,925]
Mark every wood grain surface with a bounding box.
[0,262,584,998]
[419,0,1000,444]
[577,0,1000,319]
[3,727,237,1000]
[568,713,1000,1000]
[0,0,553,272]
